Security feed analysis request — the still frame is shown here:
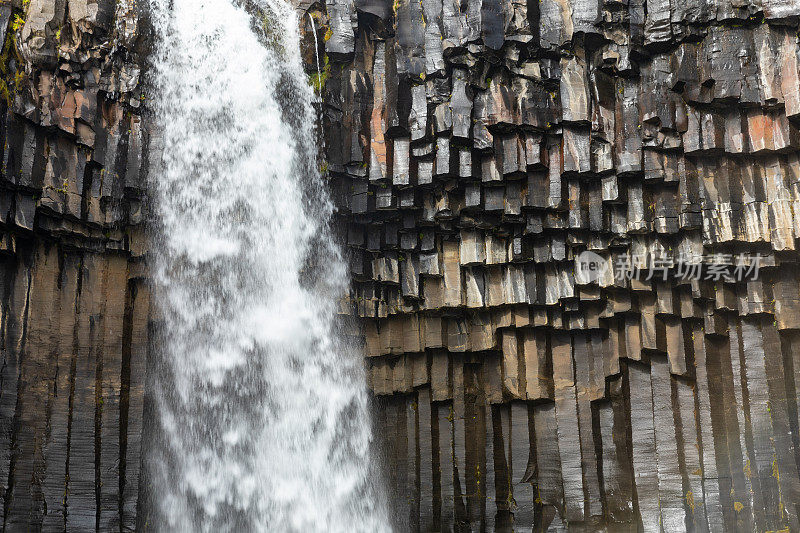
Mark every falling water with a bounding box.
[145,0,388,530]
[306,13,322,94]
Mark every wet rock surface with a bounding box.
[2,0,800,529]
[0,0,147,530]
[314,0,800,529]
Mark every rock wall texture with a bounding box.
[2,0,800,529]
[310,0,800,529]
[0,0,147,530]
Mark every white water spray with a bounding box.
[146,0,388,530]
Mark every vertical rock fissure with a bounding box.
[118,278,135,533]
[2,260,31,529]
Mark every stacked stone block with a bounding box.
[0,1,147,530]
[312,0,800,528]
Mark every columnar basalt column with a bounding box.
[311,0,800,529]
[0,1,147,529]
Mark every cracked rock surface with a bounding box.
[311,0,800,529]
[3,0,800,529]
[0,0,147,529]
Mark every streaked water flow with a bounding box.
[146,0,388,530]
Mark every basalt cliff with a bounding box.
[0,0,146,530]
[311,0,800,530]
[0,0,800,530]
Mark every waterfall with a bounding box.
[306,13,322,96]
[145,0,388,530]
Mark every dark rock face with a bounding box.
[316,0,800,530]
[0,1,147,530]
[2,0,800,529]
